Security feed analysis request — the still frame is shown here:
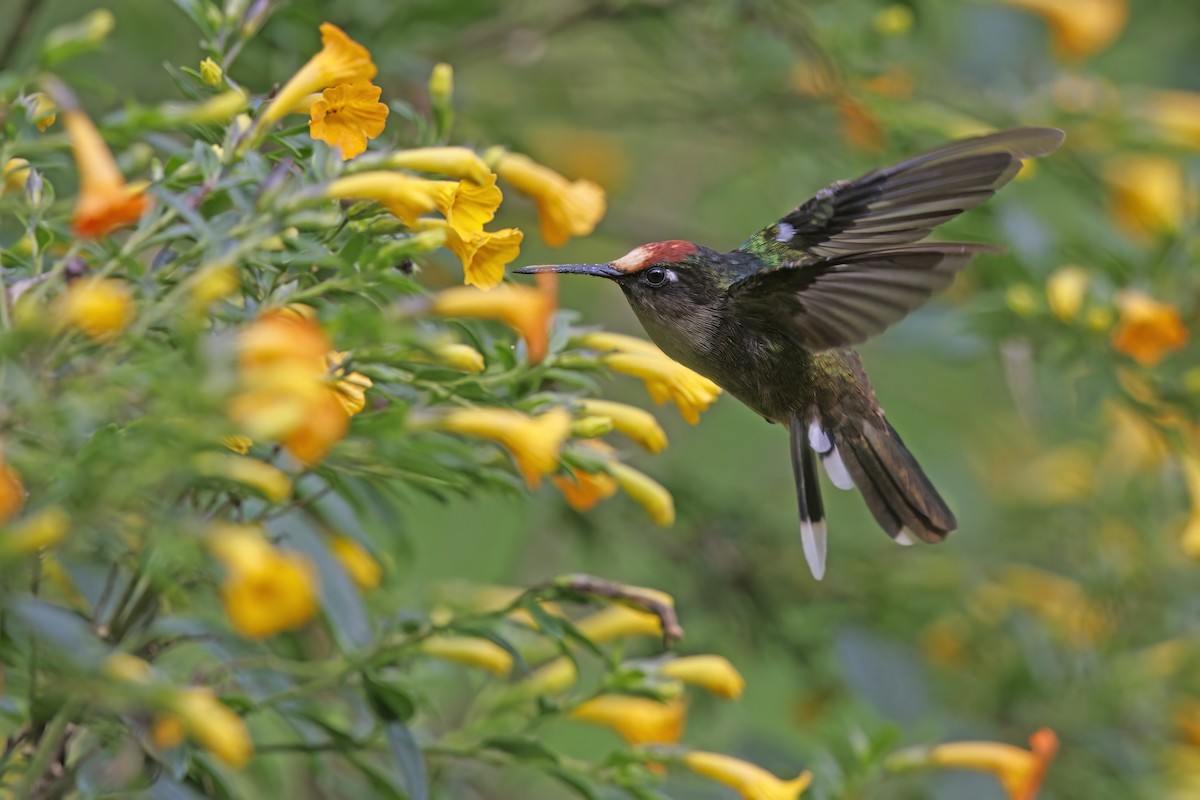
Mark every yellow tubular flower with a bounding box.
[283,390,349,465]
[1,508,69,556]
[445,226,524,290]
[309,82,389,160]
[1111,290,1187,366]
[199,57,223,87]
[327,352,373,416]
[57,278,135,342]
[438,407,571,487]
[0,453,25,525]
[659,655,746,700]
[329,535,381,589]
[577,399,668,453]
[63,110,151,238]
[927,728,1059,800]
[326,171,455,226]
[190,262,239,308]
[1142,90,1200,150]
[490,150,606,246]
[209,525,318,638]
[104,652,153,684]
[575,604,664,643]
[258,22,377,128]
[1045,266,1089,321]
[569,696,686,745]
[996,0,1127,60]
[607,460,676,526]
[222,435,253,454]
[1180,454,1200,559]
[3,158,31,195]
[683,752,812,800]
[386,147,493,185]
[428,63,454,106]
[603,352,722,425]
[513,657,579,697]
[432,342,485,373]
[1104,155,1187,238]
[171,687,254,768]
[431,284,554,363]
[195,454,293,503]
[420,635,514,676]
[435,176,503,239]
[30,92,57,131]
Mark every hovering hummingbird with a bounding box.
[516,128,1065,579]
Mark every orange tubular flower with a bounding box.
[553,466,619,511]
[430,284,554,362]
[569,696,686,745]
[309,81,389,159]
[683,751,812,800]
[209,524,319,639]
[927,728,1059,800]
[489,149,606,246]
[258,23,377,128]
[1111,290,1187,366]
[0,451,24,525]
[64,110,151,238]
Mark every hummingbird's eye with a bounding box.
[644,267,670,287]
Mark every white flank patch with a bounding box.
[807,421,831,453]
[800,519,827,580]
[894,527,917,546]
[822,447,855,490]
[776,222,796,243]
[611,244,652,273]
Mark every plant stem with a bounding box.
[12,703,75,799]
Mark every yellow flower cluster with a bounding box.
[227,306,371,465]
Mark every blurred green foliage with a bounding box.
[3,1,1200,799]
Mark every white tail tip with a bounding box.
[801,519,828,580]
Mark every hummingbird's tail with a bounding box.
[791,413,956,579]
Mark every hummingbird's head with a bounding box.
[514,240,727,369]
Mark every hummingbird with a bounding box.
[516,127,1065,579]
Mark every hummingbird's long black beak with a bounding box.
[513,263,620,279]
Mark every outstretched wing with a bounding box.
[727,127,1064,350]
[727,243,994,350]
[736,127,1064,267]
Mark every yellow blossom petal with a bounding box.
[443,224,524,290]
[490,150,605,246]
[927,728,1059,800]
[309,81,389,160]
[385,147,493,184]
[431,284,554,363]
[259,22,377,128]
[438,407,571,487]
[327,352,373,416]
[432,342,485,373]
[171,687,254,768]
[63,109,151,238]
[326,171,456,226]
[553,466,619,511]
[996,0,1126,60]
[1,508,69,556]
[436,175,502,238]
[329,535,381,589]
[569,696,686,745]
[3,158,31,195]
[606,460,676,526]
[1045,266,1089,321]
[57,277,135,342]
[282,389,350,465]
[659,655,746,700]
[1111,290,1187,366]
[575,604,664,643]
[421,635,513,676]
[1141,90,1200,150]
[512,657,579,697]
[209,525,319,639]
[577,399,668,453]
[1104,155,1188,238]
[190,262,240,308]
[30,92,57,131]
[195,454,292,503]
[683,751,812,800]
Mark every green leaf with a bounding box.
[4,598,109,668]
[363,673,416,723]
[548,769,602,800]
[384,722,428,800]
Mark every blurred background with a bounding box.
[9,1,1200,797]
